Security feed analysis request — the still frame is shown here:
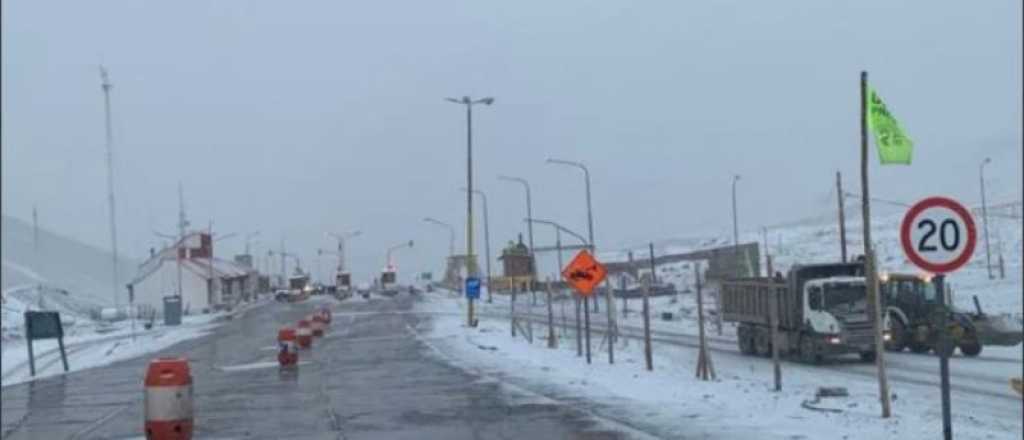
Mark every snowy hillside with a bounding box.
[1,215,137,306]
[617,202,1022,319]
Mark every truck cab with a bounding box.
[802,276,885,360]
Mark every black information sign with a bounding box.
[24,311,69,375]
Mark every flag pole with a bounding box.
[861,70,892,418]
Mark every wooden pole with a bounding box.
[511,285,517,337]
[837,171,848,262]
[694,261,712,380]
[861,71,892,418]
[642,245,654,371]
[771,283,781,391]
[584,296,592,364]
[547,281,556,348]
[575,295,582,357]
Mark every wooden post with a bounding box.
[575,295,582,357]
[27,337,36,376]
[57,335,69,372]
[511,285,517,337]
[861,71,893,418]
[694,261,714,380]
[642,257,653,371]
[771,283,781,391]
[837,171,848,263]
[584,296,592,364]
[546,281,556,348]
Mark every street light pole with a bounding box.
[546,158,599,313]
[980,158,993,279]
[328,230,361,275]
[446,96,494,283]
[423,217,455,257]
[462,188,493,303]
[499,175,536,301]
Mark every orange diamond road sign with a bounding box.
[561,249,607,296]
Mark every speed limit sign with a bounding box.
[900,196,977,274]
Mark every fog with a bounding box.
[3,1,1021,284]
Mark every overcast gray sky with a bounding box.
[3,1,1021,283]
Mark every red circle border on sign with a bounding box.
[899,196,977,274]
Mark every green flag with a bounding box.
[867,86,913,164]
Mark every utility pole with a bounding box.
[980,158,993,279]
[861,70,893,418]
[100,66,121,307]
[837,171,848,262]
[761,227,769,276]
[446,96,493,291]
[32,205,39,253]
[176,183,188,298]
[498,175,536,303]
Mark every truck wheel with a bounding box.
[908,341,931,354]
[799,336,820,364]
[754,331,771,357]
[859,351,876,362]
[885,318,907,352]
[959,340,982,357]
[737,326,755,355]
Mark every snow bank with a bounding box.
[418,295,1022,439]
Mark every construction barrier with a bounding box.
[144,357,193,440]
[277,327,299,367]
[310,314,325,337]
[296,319,313,348]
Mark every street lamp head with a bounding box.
[408,240,414,248]
[477,97,495,105]
[444,97,461,104]
[982,157,992,165]
[733,174,741,182]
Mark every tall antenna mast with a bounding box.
[100,66,121,306]
[32,205,39,253]
[176,182,189,297]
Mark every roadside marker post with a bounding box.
[144,357,193,440]
[561,249,608,366]
[900,196,977,440]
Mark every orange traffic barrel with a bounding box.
[144,357,193,440]
[309,314,325,337]
[277,327,299,367]
[296,319,313,348]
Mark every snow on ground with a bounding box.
[608,207,1023,321]
[417,293,1022,440]
[0,296,272,387]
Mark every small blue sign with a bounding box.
[465,277,481,299]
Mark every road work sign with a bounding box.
[561,249,607,296]
[465,277,481,299]
[900,196,976,274]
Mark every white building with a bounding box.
[129,232,253,315]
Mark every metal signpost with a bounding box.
[24,311,68,376]
[900,196,978,440]
[561,249,608,365]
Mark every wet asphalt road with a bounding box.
[1,294,636,439]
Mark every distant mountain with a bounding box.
[2,215,137,306]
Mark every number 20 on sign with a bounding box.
[900,196,977,274]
